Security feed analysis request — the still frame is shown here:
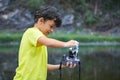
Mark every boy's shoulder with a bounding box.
[24,27,43,35]
[26,27,38,32]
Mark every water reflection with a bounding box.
[47,46,120,80]
[0,46,120,80]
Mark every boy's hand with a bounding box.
[62,62,76,68]
[64,40,79,47]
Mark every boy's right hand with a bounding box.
[64,40,79,47]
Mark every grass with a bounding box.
[49,33,120,42]
[0,44,19,54]
[0,31,119,54]
[0,33,22,43]
[0,32,120,43]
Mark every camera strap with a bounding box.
[78,61,81,80]
[59,61,62,80]
[59,61,81,80]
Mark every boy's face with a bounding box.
[39,19,56,35]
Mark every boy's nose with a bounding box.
[51,29,54,32]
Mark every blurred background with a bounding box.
[0,0,120,80]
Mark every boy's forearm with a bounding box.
[47,64,60,72]
[38,36,66,48]
[38,36,76,48]
[46,38,65,48]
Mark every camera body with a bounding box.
[61,42,80,64]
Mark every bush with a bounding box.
[26,0,45,11]
[84,10,97,25]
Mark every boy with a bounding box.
[13,6,77,80]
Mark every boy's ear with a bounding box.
[38,17,44,23]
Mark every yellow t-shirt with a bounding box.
[13,27,48,80]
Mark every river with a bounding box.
[0,45,120,80]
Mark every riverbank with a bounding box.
[0,32,120,43]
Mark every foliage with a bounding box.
[5,0,120,32]
[7,0,45,12]
[26,0,45,11]
[102,0,120,11]
[84,10,97,25]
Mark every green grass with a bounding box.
[0,33,22,43]
[49,33,120,42]
[0,45,19,54]
[0,32,120,43]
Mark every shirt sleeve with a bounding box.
[28,29,44,46]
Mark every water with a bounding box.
[0,45,120,80]
[47,46,120,80]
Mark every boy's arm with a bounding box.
[47,64,60,72]
[37,36,76,48]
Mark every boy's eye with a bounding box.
[50,26,55,29]
[50,26,53,28]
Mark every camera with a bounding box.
[61,41,80,64]
[59,41,81,80]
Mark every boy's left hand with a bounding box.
[62,62,76,68]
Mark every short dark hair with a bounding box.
[34,6,62,27]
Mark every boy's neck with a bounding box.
[34,23,41,30]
